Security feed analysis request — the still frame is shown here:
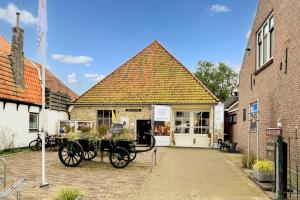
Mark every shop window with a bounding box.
[174,111,190,134]
[29,113,39,131]
[257,13,274,69]
[193,112,210,134]
[98,110,115,128]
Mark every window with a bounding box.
[257,13,274,69]
[193,112,210,134]
[29,113,39,131]
[243,109,246,121]
[229,114,237,124]
[98,110,115,128]
[174,112,190,134]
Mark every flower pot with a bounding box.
[253,167,274,182]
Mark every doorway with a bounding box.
[136,120,151,144]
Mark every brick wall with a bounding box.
[236,0,300,169]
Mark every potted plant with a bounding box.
[253,160,274,182]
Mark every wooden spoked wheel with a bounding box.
[129,151,137,162]
[84,149,98,160]
[58,141,84,167]
[109,147,130,169]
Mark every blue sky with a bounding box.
[0,0,258,95]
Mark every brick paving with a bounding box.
[1,148,269,200]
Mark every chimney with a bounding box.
[11,12,24,87]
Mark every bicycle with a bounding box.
[29,132,61,151]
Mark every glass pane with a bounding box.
[263,36,267,63]
[103,110,111,118]
[202,119,209,126]
[202,128,209,134]
[98,111,103,118]
[175,120,182,126]
[194,128,201,134]
[98,119,104,127]
[270,30,274,58]
[174,127,181,133]
[269,16,274,28]
[29,114,38,129]
[263,24,268,35]
[202,112,209,118]
[184,128,190,134]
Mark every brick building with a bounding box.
[235,0,300,168]
[70,41,221,147]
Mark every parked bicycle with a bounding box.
[28,132,61,151]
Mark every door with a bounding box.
[173,111,211,147]
[136,120,151,144]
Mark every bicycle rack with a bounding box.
[0,158,7,188]
[0,177,26,200]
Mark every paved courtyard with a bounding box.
[1,148,269,200]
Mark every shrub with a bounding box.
[113,128,135,141]
[67,132,81,141]
[241,153,256,168]
[253,160,274,171]
[53,186,81,200]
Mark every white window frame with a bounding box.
[174,111,210,135]
[256,13,274,69]
[29,112,39,131]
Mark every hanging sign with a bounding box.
[266,128,282,137]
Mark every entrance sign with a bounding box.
[153,105,171,146]
[266,128,282,137]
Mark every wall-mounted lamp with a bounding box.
[246,48,251,52]
[277,118,283,128]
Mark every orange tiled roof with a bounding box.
[74,41,218,105]
[34,62,78,101]
[0,36,42,105]
[0,36,78,104]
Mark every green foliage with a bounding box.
[253,160,274,171]
[98,126,109,136]
[67,132,81,141]
[53,186,81,200]
[242,153,256,168]
[113,128,135,141]
[194,61,238,102]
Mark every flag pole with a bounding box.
[38,0,48,187]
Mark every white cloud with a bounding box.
[84,73,105,82]
[52,54,93,66]
[67,72,80,84]
[0,3,37,26]
[246,30,251,39]
[210,4,230,13]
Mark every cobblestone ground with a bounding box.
[1,148,269,200]
[1,150,154,200]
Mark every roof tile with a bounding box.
[74,41,218,104]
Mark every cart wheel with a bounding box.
[58,141,84,167]
[129,152,137,162]
[29,139,41,151]
[109,147,130,169]
[84,149,98,160]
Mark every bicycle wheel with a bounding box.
[29,139,42,151]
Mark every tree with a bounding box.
[194,61,238,102]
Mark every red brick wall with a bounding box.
[236,0,300,168]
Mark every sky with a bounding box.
[0,0,258,95]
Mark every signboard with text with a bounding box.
[266,128,282,137]
[153,105,171,146]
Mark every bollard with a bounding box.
[276,135,284,200]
